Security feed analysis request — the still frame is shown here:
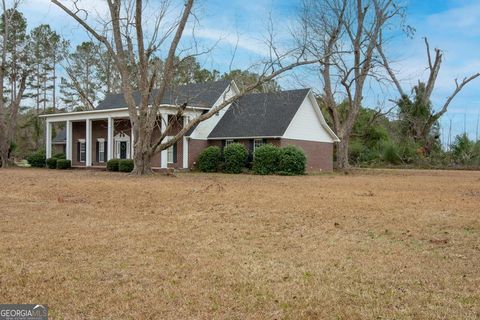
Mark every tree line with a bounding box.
[1,0,479,173]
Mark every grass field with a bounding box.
[0,168,479,319]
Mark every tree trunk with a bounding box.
[0,144,11,168]
[336,136,350,170]
[130,126,153,175]
[131,149,153,175]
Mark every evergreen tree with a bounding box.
[60,41,102,110]
[221,69,280,92]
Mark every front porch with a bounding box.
[44,109,192,170]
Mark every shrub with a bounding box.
[348,140,366,164]
[278,145,306,175]
[107,159,120,172]
[252,144,281,175]
[52,152,66,159]
[382,143,401,165]
[223,143,248,174]
[46,157,58,169]
[56,159,71,169]
[197,146,222,172]
[26,151,46,168]
[118,159,134,172]
[382,140,419,165]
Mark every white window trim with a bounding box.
[98,138,106,163]
[253,138,265,152]
[225,139,234,147]
[78,139,86,163]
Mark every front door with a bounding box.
[120,141,127,159]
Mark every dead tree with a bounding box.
[52,0,321,175]
[378,37,480,146]
[299,0,405,169]
[0,0,30,167]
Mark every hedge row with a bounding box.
[56,159,71,169]
[197,143,306,175]
[107,159,134,172]
[28,151,70,169]
[46,157,71,169]
[26,151,46,168]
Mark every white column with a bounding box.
[86,119,92,166]
[160,113,168,168]
[45,120,52,158]
[182,116,189,169]
[131,125,134,159]
[107,117,114,160]
[66,120,72,160]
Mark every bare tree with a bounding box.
[299,0,405,169]
[52,0,321,175]
[378,37,480,146]
[0,0,30,167]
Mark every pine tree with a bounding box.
[60,41,103,110]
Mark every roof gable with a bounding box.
[208,89,310,139]
[283,91,338,143]
[96,80,230,110]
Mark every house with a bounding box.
[41,80,339,171]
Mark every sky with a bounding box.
[19,0,480,143]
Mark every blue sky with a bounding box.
[21,0,480,143]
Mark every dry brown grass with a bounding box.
[0,168,479,319]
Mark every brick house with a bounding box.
[41,80,339,171]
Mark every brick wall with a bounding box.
[280,138,333,172]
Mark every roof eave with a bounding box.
[207,135,282,140]
[39,104,207,118]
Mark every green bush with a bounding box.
[197,146,222,172]
[107,159,120,172]
[46,157,58,169]
[26,151,46,168]
[382,143,401,165]
[252,144,281,175]
[56,159,71,169]
[223,143,248,174]
[52,152,66,159]
[451,134,475,165]
[348,140,366,164]
[118,159,134,172]
[278,145,306,175]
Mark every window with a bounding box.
[167,145,174,163]
[167,143,177,163]
[79,140,86,162]
[253,139,265,151]
[166,138,177,163]
[225,139,234,147]
[98,139,105,163]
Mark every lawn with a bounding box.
[0,168,479,319]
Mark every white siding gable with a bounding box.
[189,81,239,139]
[283,91,339,143]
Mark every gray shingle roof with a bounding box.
[96,80,230,110]
[208,88,310,139]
